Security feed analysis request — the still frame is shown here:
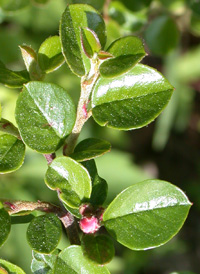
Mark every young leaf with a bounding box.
[82,160,108,206]
[31,249,59,274]
[81,28,102,58]
[19,45,43,80]
[0,204,11,247]
[15,81,76,153]
[70,138,111,162]
[45,157,92,209]
[27,213,62,254]
[81,234,115,264]
[60,4,106,76]
[0,0,29,12]
[38,36,65,73]
[0,118,20,138]
[0,259,25,274]
[54,245,110,273]
[103,179,192,250]
[99,36,146,78]
[0,134,25,174]
[92,64,174,130]
[0,63,30,88]
[144,15,179,56]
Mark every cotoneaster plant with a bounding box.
[0,3,191,273]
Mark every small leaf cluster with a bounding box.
[0,2,191,273]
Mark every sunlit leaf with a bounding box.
[27,214,62,254]
[0,259,25,274]
[103,179,192,250]
[92,64,174,130]
[15,81,76,153]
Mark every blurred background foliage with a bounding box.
[0,0,200,273]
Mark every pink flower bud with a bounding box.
[79,216,100,234]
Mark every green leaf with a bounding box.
[0,64,30,88]
[0,0,29,12]
[15,81,76,153]
[11,214,35,225]
[0,134,25,174]
[0,259,25,274]
[81,28,102,58]
[82,160,108,206]
[19,45,44,81]
[38,36,65,73]
[54,245,110,273]
[72,0,105,11]
[103,179,192,250]
[31,249,59,274]
[27,213,62,254]
[99,36,146,78]
[92,64,174,130]
[71,138,111,162]
[0,118,19,138]
[45,157,92,208]
[0,203,11,247]
[144,15,179,56]
[81,234,115,264]
[60,4,106,76]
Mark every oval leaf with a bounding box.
[92,64,174,130]
[103,179,192,250]
[0,204,11,247]
[15,81,76,153]
[45,157,92,208]
[81,234,115,264]
[71,138,111,162]
[54,245,110,273]
[144,15,179,56]
[82,160,108,206]
[81,28,101,58]
[60,4,106,76]
[0,259,25,274]
[0,134,25,174]
[99,36,146,78]
[27,213,62,254]
[38,36,65,73]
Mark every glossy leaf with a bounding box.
[0,259,25,274]
[38,36,65,73]
[99,36,146,78]
[31,249,59,274]
[19,45,43,81]
[15,81,76,153]
[54,245,110,273]
[0,118,19,138]
[81,234,115,264]
[0,134,25,174]
[45,157,92,208]
[27,213,62,254]
[72,0,105,11]
[82,160,108,206]
[144,15,179,56]
[103,179,192,250]
[71,138,111,162]
[0,64,30,88]
[92,64,174,130]
[60,4,106,76]
[81,28,101,58]
[0,203,11,247]
[0,0,29,12]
